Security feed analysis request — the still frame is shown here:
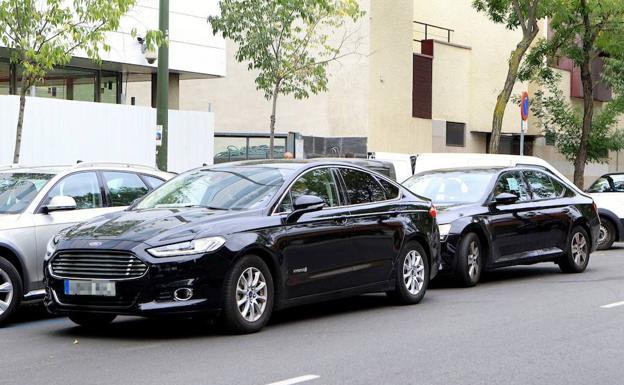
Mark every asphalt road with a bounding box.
[2,246,624,385]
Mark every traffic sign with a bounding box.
[521,92,529,121]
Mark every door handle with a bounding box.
[524,212,537,218]
[334,217,349,225]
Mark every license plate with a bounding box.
[64,280,116,297]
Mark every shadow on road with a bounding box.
[47,294,395,340]
[7,302,56,325]
[430,265,564,289]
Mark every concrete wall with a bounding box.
[180,1,372,139]
[414,0,529,135]
[0,95,214,172]
[367,0,432,154]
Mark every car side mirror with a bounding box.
[284,195,325,224]
[493,192,519,205]
[44,196,77,213]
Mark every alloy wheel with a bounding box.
[403,250,425,295]
[571,232,588,266]
[598,224,608,245]
[467,241,480,280]
[0,268,14,316]
[236,267,268,322]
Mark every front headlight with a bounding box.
[147,236,226,257]
[438,224,452,240]
[45,233,62,259]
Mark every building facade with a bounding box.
[180,0,623,185]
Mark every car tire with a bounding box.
[597,218,616,250]
[68,314,117,328]
[220,255,274,334]
[558,226,591,274]
[0,256,23,326]
[454,233,483,287]
[387,242,429,305]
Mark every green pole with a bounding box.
[155,0,169,171]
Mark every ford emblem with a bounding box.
[89,241,103,247]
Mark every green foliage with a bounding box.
[209,0,363,101]
[518,0,624,175]
[531,60,624,164]
[472,0,552,31]
[0,0,160,88]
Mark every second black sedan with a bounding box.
[403,166,600,287]
[44,160,440,333]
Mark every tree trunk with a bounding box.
[573,0,594,188]
[268,83,279,160]
[489,34,536,154]
[13,76,28,164]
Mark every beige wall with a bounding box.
[415,0,529,135]
[178,1,372,139]
[367,0,432,154]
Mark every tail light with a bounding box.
[429,205,437,219]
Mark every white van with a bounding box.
[368,152,584,196]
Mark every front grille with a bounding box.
[50,252,148,280]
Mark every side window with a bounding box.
[339,168,387,204]
[47,172,103,209]
[524,170,559,199]
[587,177,611,193]
[102,172,149,207]
[279,168,339,213]
[377,177,400,200]
[550,176,567,197]
[493,172,530,201]
[610,175,624,192]
[143,175,165,189]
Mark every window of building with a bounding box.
[0,61,10,95]
[214,134,288,164]
[446,122,466,147]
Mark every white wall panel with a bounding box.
[0,96,214,173]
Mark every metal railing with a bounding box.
[413,21,454,43]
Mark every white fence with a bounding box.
[0,95,214,173]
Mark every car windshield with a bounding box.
[403,170,496,205]
[136,166,294,210]
[0,172,55,214]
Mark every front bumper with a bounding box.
[44,244,231,317]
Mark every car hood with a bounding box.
[64,208,254,245]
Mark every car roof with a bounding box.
[205,159,387,171]
[0,162,172,177]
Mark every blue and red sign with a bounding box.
[520,92,530,121]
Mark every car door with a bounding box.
[486,171,536,263]
[522,170,571,252]
[336,167,403,285]
[277,167,356,298]
[33,171,116,283]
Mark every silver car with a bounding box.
[0,163,173,324]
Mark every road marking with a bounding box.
[601,301,624,309]
[265,375,320,385]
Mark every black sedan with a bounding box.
[44,160,440,333]
[403,166,600,287]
